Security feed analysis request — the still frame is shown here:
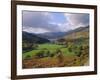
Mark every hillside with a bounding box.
[22,31,50,52]
[64,26,89,40]
[23,31,50,43]
[56,26,89,42]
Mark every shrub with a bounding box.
[56,49,61,52]
[44,50,50,57]
[25,55,31,60]
[35,49,51,58]
[50,53,55,57]
[35,50,44,58]
[68,47,72,52]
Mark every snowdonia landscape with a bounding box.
[22,26,89,68]
[22,11,89,68]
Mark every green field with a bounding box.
[22,43,77,59]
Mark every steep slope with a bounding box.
[56,26,89,44]
[64,26,89,39]
[22,31,50,52]
[22,31,50,44]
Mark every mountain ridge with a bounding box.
[22,31,50,44]
[35,26,89,40]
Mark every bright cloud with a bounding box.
[64,13,89,29]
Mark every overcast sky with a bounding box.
[22,11,89,33]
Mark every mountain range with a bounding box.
[22,26,89,43]
[36,26,89,40]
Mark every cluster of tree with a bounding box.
[35,49,50,58]
[34,49,63,59]
[22,42,38,53]
[67,42,89,57]
[25,55,31,60]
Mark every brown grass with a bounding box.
[22,52,89,69]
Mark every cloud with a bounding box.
[23,27,50,33]
[23,11,52,27]
[64,13,89,29]
[22,11,60,33]
[22,11,89,33]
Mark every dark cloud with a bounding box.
[22,11,60,32]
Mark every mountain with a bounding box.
[36,26,89,40]
[56,26,89,44]
[22,31,50,44]
[37,32,67,40]
[63,26,89,39]
[23,26,89,44]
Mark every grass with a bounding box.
[23,53,89,68]
[22,41,89,68]
[38,43,63,50]
[61,48,75,56]
[22,50,41,59]
[23,43,71,59]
